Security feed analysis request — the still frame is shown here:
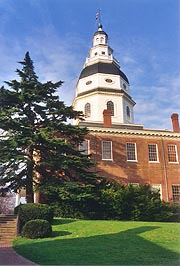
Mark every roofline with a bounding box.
[79,61,129,83]
[79,125,180,138]
[75,87,135,104]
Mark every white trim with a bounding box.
[130,183,139,187]
[86,126,180,138]
[148,143,159,163]
[102,140,113,160]
[172,184,180,201]
[79,140,90,155]
[151,184,162,200]
[167,144,179,163]
[126,142,138,162]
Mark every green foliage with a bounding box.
[44,181,178,222]
[42,181,100,219]
[15,203,54,232]
[0,52,99,202]
[22,219,52,239]
[98,183,177,221]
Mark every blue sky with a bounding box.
[0,0,179,130]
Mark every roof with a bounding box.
[78,121,180,138]
[93,30,108,37]
[79,62,129,84]
[93,23,108,38]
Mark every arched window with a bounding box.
[100,37,104,43]
[84,103,91,118]
[126,106,130,119]
[107,101,114,116]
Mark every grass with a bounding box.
[13,218,180,265]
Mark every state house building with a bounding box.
[73,23,180,203]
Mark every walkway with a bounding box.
[0,242,36,265]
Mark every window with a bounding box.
[102,51,105,55]
[148,144,159,162]
[151,184,162,199]
[126,143,137,161]
[130,183,139,187]
[84,103,91,118]
[86,80,92,85]
[102,141,112,160]
[172,185,180,201]
[105,78,112,83]
[107,101,114,116]
[167,144,178,163]
[79,140,89,155]
[94,52,98,56]
[126,106,130,119]
[100,37,104,43]
[123,83,127,90]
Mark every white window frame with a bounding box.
[172,184,180,201]
[84,103,91,118]
[107,101,114,116]
[79,140,90,155]
[167,144,179,163]
[130,183,139,187]
[148,144,159,163]
[102,141,113,161]
[151,184,162,200]
[126,143,137,162]
[126,106,131,121]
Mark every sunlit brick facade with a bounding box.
[73,23,180,202]
[79,119,180,202]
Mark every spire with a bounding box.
[98,22,103,31]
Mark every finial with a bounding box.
[98,22,103,31]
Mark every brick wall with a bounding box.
[86,132,180,202]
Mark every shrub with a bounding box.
[98,183,178,222]
[52,202,84,219]
[14,203,54,233]
[22,219,52,239]
[42,180,179,222]
[42,182,100,219]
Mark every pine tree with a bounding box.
[0,52,98,203]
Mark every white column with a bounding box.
[15,191,20,207]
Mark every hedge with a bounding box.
[14,203,54,233]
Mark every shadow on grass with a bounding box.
[14,225,180,265]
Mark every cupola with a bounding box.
[73,22,136,126]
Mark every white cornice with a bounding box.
[87,126,180,138]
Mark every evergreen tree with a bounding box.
[0,52,98,203]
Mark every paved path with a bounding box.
[0,243,36,265]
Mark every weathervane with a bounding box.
[95,9,102,24]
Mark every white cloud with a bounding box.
[109,34,180,130]
[0,24,86,106]
[0,5,179,131]
[133,72,180,130]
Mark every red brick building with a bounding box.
[78,114,180,202]
[73,23,180,202]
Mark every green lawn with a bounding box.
[13,218,180,265]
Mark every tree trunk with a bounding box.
[26,145,34,203]
[26,175,34,203]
